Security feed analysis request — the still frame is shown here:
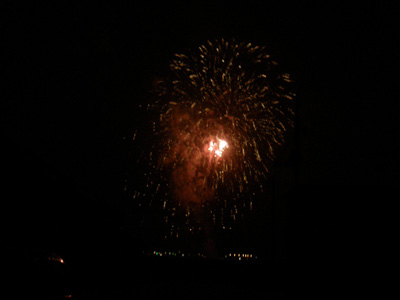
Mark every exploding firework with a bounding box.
[133,39,295,230]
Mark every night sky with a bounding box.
[2,1,397,280]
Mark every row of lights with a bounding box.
[150,251,205,258]
[225,253,257,260]
[148,251,256,260]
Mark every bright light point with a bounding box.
[208,138,228,157]
[219,139,227,150]
[208,141,215,151]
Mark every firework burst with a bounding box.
[134,39,294,228]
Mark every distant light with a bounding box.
[49,256,64,264]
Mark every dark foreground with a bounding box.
[3,245,352,299]
[70,256,347,299]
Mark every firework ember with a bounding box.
[136,39,295,225]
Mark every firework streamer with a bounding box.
[133,39,295,255]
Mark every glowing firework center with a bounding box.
[208,138,228,158]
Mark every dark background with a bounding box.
[2,1,397,297]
